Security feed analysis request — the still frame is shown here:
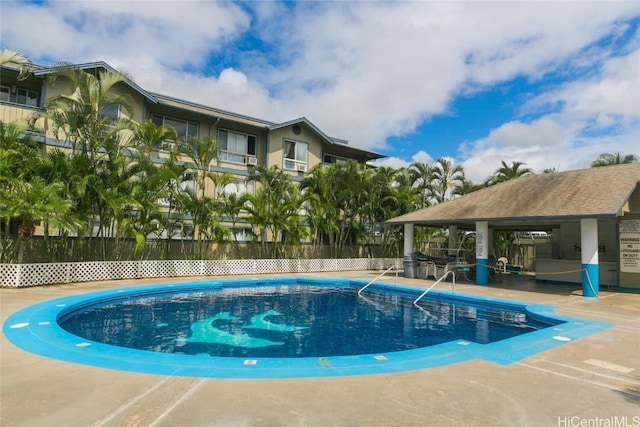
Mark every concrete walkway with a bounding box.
[2,272,639,427]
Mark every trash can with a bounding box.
[403,253,417,279]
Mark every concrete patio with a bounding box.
[2,271,639,427]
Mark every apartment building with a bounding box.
[1,60,385,241]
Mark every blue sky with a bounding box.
[1,1,639,183]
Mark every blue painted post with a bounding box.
[476,221,489,286]
[581,218,599,297]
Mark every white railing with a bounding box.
[413,269,456,305]
[0,258,400,288]
[357,264,398,296]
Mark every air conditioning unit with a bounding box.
[162,142,176,151]
[247,156,258,166]
[296,164,307,172]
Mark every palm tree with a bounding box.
[177,135,219,199]
[0,121,50,262]
[408,162,433,207]
[487,160,533,185]
[0,49,32,80]
[133,119,177,156]
[219,192,245,244]
[458,178,482,195]
[244,165,305,258]
[361,167,411,258]
[176,135,235,257]
[127,120,182,257]
[329,161,369,257]
[431,158,465,204]
[31,64,137,254]
[591,152,638,167]
[6,178,77,263]
[33,63,134,165]
[0,121,41,178]
[300,165,335,247]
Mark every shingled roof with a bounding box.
[384,163,640,230]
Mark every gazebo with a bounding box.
[384,163,640,297]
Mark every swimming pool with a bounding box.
[3,277,612,379]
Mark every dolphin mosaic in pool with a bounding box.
[244,310,309,333]
[3,277,612,379]
[178,310,307,348]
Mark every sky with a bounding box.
[1,0,639,183]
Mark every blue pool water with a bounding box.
[3,277,613,378]
[58,283,552,358]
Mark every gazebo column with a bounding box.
[475,221,489,286]
[581,218,599,297]
[448,225,458,258]
[403,224,415,278]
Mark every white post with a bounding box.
[404,223,414,256]
[403,223,415,278]
[448,225,458,258]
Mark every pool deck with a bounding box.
[2,271,639,427]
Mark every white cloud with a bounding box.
[373,150,435,170]
[218,69,250,95]
[372,156,410,170]
[0,1,251,69]
[525,49,640,121]
[487,117,575,149]
[1,1,638,184]
[459,46,640,183]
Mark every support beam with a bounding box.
[476,221,489,286]
[580,218,599,297]
[403,223,414,256]
[448,225,458,258]
[403,224,415,278]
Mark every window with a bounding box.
[180,172,197,196]
[230,227,252,242]
[324,154,348,165]
[16,88,38,107]
[100,104,120,120]
[157,172,198,207]
[217,129,257,164]
[0,85,39,106]
[0,86,10,102]
[151,114,199,140]
[217,180,256,198]
[283,140,308,171]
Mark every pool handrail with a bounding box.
[357,265,398,296]
[413,270,456,305]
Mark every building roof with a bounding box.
[20,60,386,161]
[31,61,160,104]
[384,163,640,230]
[150,92,275,128]
[270,117,386,161]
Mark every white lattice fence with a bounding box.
[71,261,140,283]
[255,259,300,274]
[0,258,400,288]
[335,258,368,271]
[300,259,337,272]
[0,264,20,288]
[17,263,70,287]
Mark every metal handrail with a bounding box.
[413,269,456,305]
[357,265,397,296]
